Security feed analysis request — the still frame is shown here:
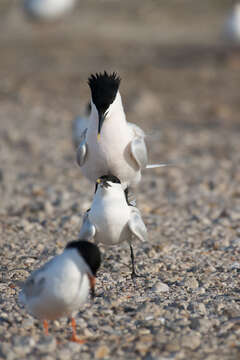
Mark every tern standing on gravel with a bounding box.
[19,240,101,343]
[77,71,166,190]
[78,175,148,278]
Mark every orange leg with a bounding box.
[43,320,49,335]
[70,318,86,344]
[88,274,96,299]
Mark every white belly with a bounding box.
[27,268,89,320]
[89,201,131,246]
[81,123,141,189]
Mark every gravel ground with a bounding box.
[0,1,240,359]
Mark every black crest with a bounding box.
[88,71,121,114]
[66,240,101,276]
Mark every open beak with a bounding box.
[96,178,111,189]
[88,273,96,299]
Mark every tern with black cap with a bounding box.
[19,240,101,343]
[78,175,148,279]
[77,71,168,190]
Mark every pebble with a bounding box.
[198,303,207,315]
[20,219,34,232]
[165,339,180,352]
[13,336,35,356]
[95,345,110,359]
[35,336,57,353]
[152,282,170,293]
[181,333,201,350]
[22,318,35,329]
[184,276,199,289]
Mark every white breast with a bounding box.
[81,95,141,189]
[89,186,132,245]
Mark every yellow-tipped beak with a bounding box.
[96,178,101,184]
[97,133,100,141]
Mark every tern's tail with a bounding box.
[146,163,172,169]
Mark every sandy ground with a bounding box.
[0,1,240,359]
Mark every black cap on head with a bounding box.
[99,175,121,184]
[95,174,121,192]
[66,240,101,276]
[88,71,121,115]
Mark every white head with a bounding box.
[95,174,125,199]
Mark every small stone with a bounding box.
[153,282,170,293]
[22,318,35,329]
[231,262,240,270]
[158,317,166,325]
[84,328,94,337]
[13,336,35,356]
[184,276,199,289]
[181,333,201,350]
[139,328,151,335]
[198,303,207,315]
[165,338,180,352]
[136,337,152,356]
[57,349,72,360]
[20,219,34,232]
[36,335,56,353]
[32,185,44,196]
[0,342,14,360]
[95,345,110,359]
[189,318,200,330]
[44,201,54,215]
[70,215,80,225]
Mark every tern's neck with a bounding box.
[108,92,126,122]
[95,185,126,204]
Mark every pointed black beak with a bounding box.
[97,110,107,140]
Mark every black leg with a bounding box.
[130,243,144,280]
[124,188,129,204]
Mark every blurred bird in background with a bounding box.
[223,2,240,43]
[23,0,76,21]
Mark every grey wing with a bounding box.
[130,136,148,169]
[21,272,46,300]
[72,115,88,148]
[128,208,148,242]
[78,211,96,241]
[76,128,88,166]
